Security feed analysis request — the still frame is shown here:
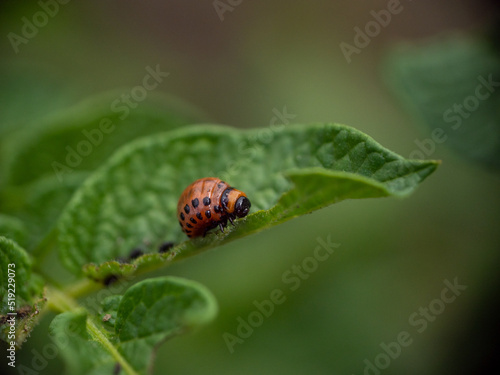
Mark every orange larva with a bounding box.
[177,178,251,238]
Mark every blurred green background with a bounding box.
[1,1,499,374]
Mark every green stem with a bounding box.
[47,286,138,375]
[87,318,139,375]
[63,278,101,298]
[46,286,80,312]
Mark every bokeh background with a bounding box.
[1,1,499,374]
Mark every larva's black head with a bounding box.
[234,196,251,218]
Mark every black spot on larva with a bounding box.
[214,205,221,213]
[221,188,233,210]
[217,183,224,188]
[159,242,175,253]
[179,221,183,227]
[187,234,192,238]
[180,212,185,221]
[203,196,211,206]
[184,204,190,214]
[205,210,212,218]
[196,212,203,220]
[185,229,192,234]
[129,248,144,260]
[191,198,199,208]
[190,217,197,224]
[186,223,193,228]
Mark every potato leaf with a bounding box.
[49,277,217,375]
[385,34,500,169]
[57,123,438,277]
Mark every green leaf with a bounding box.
[385,34,500,169]
[0,64,75,189]
[1,173,88,251]
[0,237,46,346]
[101,295,122,330]
[48,310,116,375]
[49,276,217,375]
[0,214,27,247]
[83,260,136,282]
[115,277,218,371]
[57,123,438,276]
[25,174,89,250]
[2,90,207,187]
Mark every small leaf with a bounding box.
[57,123,438,274]
[0,237,46,346]
[49,277,217,375]
[115,277,218,371]
[3,90,206,186]
[48,310,116,375]
[385,34,500,169]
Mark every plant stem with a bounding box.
[46,286,80,312]
[47,285,139,375]
[87,317,139,375]
[63,278,101,298]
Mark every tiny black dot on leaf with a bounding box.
[159,242,175,253]
[104,274,119,286]
[129,248,144,260]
